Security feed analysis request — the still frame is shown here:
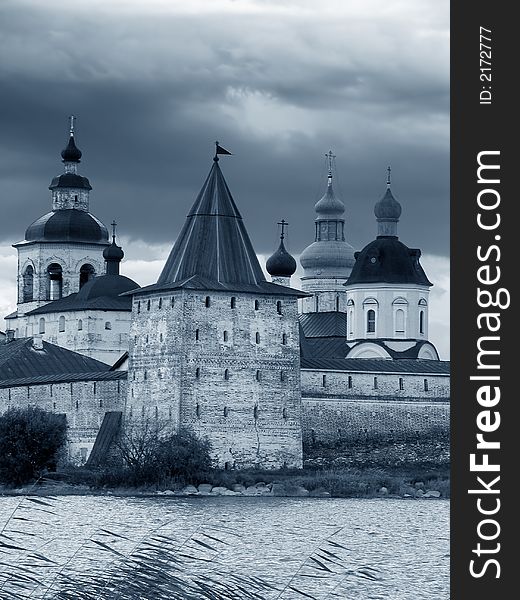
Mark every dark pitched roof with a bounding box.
[135,160,305,298]
[346,237,432,287]
[26,274,138,315]
[299,312,347,338]
[0,338,110,382]
[24,209,109,244]
[301,357,450,374]
[0,370,126,389]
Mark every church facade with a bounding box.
[0,127,450,468]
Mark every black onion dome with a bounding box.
[374,187,401,221]
[76,274,139,301]
[103,240,124,262]
[25,209,109,244]
[266,239,297,277]
[49,173,92,191]
[346,237,432,286]
[61,135,82,162]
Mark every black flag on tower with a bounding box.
[215,141,232,156]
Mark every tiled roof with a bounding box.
[301,357,450,374]
[0,338,110,383]
[134,160,306,298]
[0,370,127,389]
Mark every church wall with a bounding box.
[0,378,127,464]
[300,277,349,313]
[17,309,130,365]
[127,289,303,469]
[15,242,106,311]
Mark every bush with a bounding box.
[0,406,67,486]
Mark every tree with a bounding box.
[0,407,67,486]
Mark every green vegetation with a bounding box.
[0,406,67,486]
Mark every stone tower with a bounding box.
[299,153,355,313]
[344,169,439,360]
[126,152,306,469]
[9,119,109,328]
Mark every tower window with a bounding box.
[137,301,141,314]
[160,333,163,342]
[256,370,261,381]
[78,319,83,331]
[196,403,201,418]
[367,309,376,333]
[322,374,327,387]
[79,264,95,289]
[205,296,211,308]
[39,318,45,334]
[171,297,175,307]
[47,263,63,300]
[424,379,429,392]
[231,297,236,308]
[195,367,200,379]
[373,376,378,389]
[282,333,287,345]
[195,329,200,341]
[253,405,258,420]
[282,408,288,420]
[224,369,229,380]
[22,265,34,302]
[158,298,163,309]
[144,370,147,380]
[58,316,66,332]
[336,295,340,312]
[420,311,425,334]
[105,321,112,330]
[223,330,229,342]
[255,332,260,344]
[348,376,352,389]
[223,406,229,417]
[254,300,259,310]
[276,301,282,315]
[147,300,151,311]
[399,377,404,390]
[280,371,286,382]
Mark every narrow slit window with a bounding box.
[231,297,236,308]
[399,377,404,390]
[205,296,211,308]
[277,301,282,315]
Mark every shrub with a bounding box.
[0,406,67,486]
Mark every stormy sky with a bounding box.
[0,0,450,355]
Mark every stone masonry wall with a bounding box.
[0,378,127,464]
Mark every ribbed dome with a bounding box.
[300,240,355,278]
[25,209,109,244]
[266,239,297,277]
[314,180,345,217]
[346,237,432,286]
[374,187,401,221]
[61,135,82,162]
[76,274,139,301]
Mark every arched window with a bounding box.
[58,316,65,332]
[276,301,282,315]
[255,332,260,344]
[231,297,236,309]
[105,321,112,330]
[395,309,405,333]
[47,263,63,300]
[205,296,211,308]
[39,318,45,334]
[348,310,354,335]
[419,311,425,334]
[22,265,34,302]
[78,319,83,331]
[79,264,95,289]
[282,333,287,345]
[367,309,376,333]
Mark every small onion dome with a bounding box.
[25,209,109,244]
[346,237,432,287]
[266,239,297,277]
[374,187,401,221]
[61,135,82,163]
[103,239,124,262]
[314,178,345,218]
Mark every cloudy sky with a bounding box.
[0,0,450,356]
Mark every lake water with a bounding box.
[0,495,449,599]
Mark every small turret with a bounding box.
[103,221,125,275]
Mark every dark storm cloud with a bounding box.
[0,0,449,258]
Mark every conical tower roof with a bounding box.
[133,157,306,297]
